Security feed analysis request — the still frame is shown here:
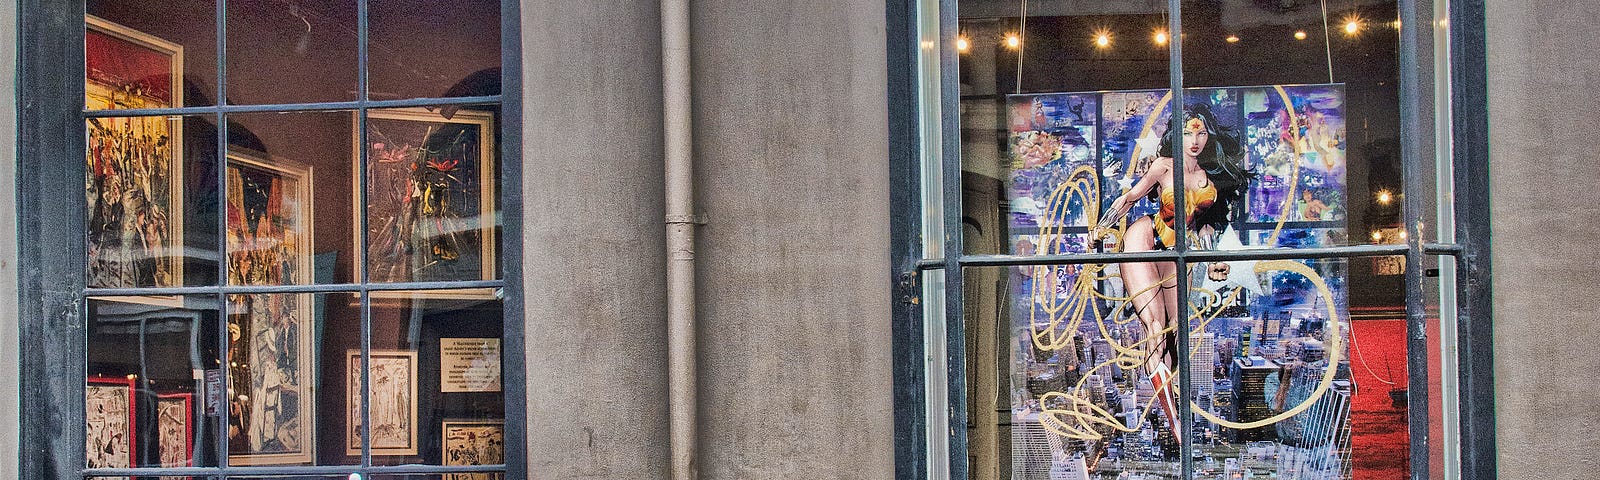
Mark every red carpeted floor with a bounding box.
[1347,319,1411,479]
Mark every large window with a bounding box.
[890,0,1489,478]
[20,1,523,478]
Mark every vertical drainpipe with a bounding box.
[661,0,698,477]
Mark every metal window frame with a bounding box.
[885,0,1495,479]
[16,0,527,478]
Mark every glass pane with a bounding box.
[965,261,1183,479]
[86,1,217,109]
[226,111,357,285]
[87,115,221,288]
[372,474,505,480]
[225,0,358,105]
[87,295,221,470]
[368,0,501,100]
[363,106,501,284]
[960,1,1175,258]
[366,289,506,467]
[227,292,358,466]
[1182,2,1412,252]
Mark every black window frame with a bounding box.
[885,0,1494,479]
[17,0,527,478]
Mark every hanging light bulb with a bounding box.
[1093,28,1112,49]
[1004,32,1022,50]
[1225,35,1241,43]
[1293,30,1308,40]
[1153,29,1169,46]
[956,35,971,53]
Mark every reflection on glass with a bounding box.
[227,292,357,467]
[1184,257,1360,478]
[226,0,358,105]
[229,111,357,284]
[86,1,217,110]
[87,115,221,288]
[369,0,502,100]
[86,296,220,470]
[364,107,501,284]
[367,290,505,467]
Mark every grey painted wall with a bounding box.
[1486,1,1600,477]
[1,0,18,477]
[691,0,893,477]
[519,1,669,478]
[518,0,893,477]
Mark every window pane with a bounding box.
[87,295,221,470]
[87,115,221,288]
[1181,2,1413,252]
[368,0,501,100]
[227,292,358,466]
[960,1,1175,259]
[226,111,357,285]
[225,0,358,105]
[362,106,501,284]
[86,1,217,109]
[367,289,505,467]
[964,263,1183,479]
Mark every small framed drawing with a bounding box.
[86,376,136,475]
[442,420,505,480]
[156,393,194,478]
[355,107,497,298]
[85,15,185,299]
[348,349,420,456]
[225,148,317,465]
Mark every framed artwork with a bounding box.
[86,376,136,477]
[225,148,317,465]
[442,420,505,480]
[85,15,185,293]
[347,349,420,456]
[356,107,497,298]
[156,393,195,479]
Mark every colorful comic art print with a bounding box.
[1003,85,1353,478]
[225,149,316,465]
[226,292,315,464]
[442,420,506,480]
[86,376,136,478]
[156,393,194,479]
[85,15,184,291]
[348,350,420,456]
[358,108,497,297]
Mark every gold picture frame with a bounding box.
[354,107,497,299]
[442,419,505,480]
[347,349,420,456]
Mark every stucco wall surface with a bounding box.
[1,2,18,478]
[691,0,894,478]
[1486,1,1600,476]
[519,1,670,478]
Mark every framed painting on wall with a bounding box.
[86,376,136,477]
[85,15,185,296]
[442,420,505,480]
[156,393,194,479]
[355,107,497,298]
[347,349,420,456]
[225,149,317,465]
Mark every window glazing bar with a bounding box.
[84,464,508,476]
[937,0,964,476]
[81,95,504,117]
[1164,0,1196,476]
[942,244,1412,268]
[83,280,506,297]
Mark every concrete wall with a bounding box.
[1,1,17,478]
[1486,1,1600,477]
[518,0,892,477]
[518,1,670,478]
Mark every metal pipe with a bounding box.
[661,0,698,476]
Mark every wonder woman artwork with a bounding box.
[1004,86,1352,478]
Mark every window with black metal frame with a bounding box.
[18,0,527,478]
[886,0,1492,479]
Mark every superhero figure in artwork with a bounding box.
[1090,103,1253,437]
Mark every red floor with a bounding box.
[1347,319,1410,479]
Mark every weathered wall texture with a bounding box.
[1,0,19,477]
[1486,1,1600,476]
[519,1,670,478]
[691,0,894,477]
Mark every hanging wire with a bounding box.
[1320,0,1335,83]
[1014,0,1028,94]
[1349,321,1398,386]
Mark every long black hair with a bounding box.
[1154,103,1254,232]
